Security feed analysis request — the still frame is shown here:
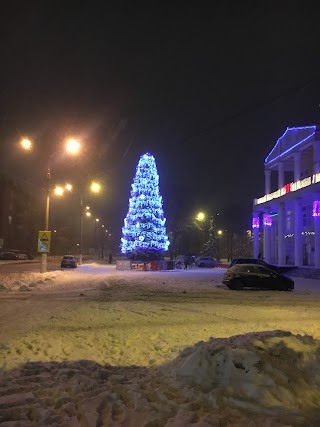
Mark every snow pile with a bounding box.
[0,271,69,291]
[161,330,320,422]
[1,331,320,426]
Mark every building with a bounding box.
[253,125,320,268]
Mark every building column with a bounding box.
[265,169,271,194]
[278,162,284,189]
[294,198,302,267]
[313,195,320,268]
[278,202,285,265]
[294,152,301,181]
[263,209,271,263]
[313,140,320,174]
[252,213,260,258]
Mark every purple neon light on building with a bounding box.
[252,217,260,229]
[263,213,272,227]
[312,201,320,217]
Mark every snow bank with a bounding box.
[0,331,320,426]
[161,330,320,423]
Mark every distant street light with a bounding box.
[95,218,99,222]
[217,230,223,235]
[79,181,102,265]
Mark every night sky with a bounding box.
[1,2,320,241]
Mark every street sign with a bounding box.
[38,231,51,253]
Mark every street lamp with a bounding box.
[20,138,32,151]
[54,186,64,196]
[196,211,206,222]
[217,230,223,261]
[53,183,72,197]
[90,181,101,193]
[21,137,81,273]
[79,181,102,265]
[66,138,81,155]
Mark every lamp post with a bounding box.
[94,218,99,256]
[79,181,101,265]
[20,137,81,273]
[217,230,223,261]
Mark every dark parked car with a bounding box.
[230,258,279,272]
[61,255,77,268]
[2,249,34,260]
[195,256,217,268]
[223,264,294,291]
[0,251,19,260]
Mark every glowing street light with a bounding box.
[54,186,64,196]
[65,183,72,191]
[95,218,99,222]
[79,181,103,265]
[20,138,32,151]
[90,181,101,193]
[217,230,223,235]
[66,138,81,155]
[196,211,206,222]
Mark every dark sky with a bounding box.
[1,2,320,239]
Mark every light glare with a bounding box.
[54,186,64,196]
[196,212,205,221]
[20,138,32,151]
[66,138,80,155]
[90,181,101,193]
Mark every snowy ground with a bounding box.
[1,264,320,426]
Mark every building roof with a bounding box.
[264,126,317,166]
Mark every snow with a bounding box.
[1,264,320,425]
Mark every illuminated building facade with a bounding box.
[253,126,320,267]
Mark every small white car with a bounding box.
[195,256,217,268]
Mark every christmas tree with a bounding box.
[121,153,170,260]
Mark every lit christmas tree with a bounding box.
[121,153,170,260]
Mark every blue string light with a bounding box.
[121,153,170,257]
[265,126,316,165]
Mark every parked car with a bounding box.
[3,249,34,260]
[61,255,77,268]
[223,264,294,291]
[0,251,19,260]
[195,256,217,268]
[230,258,279,272]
